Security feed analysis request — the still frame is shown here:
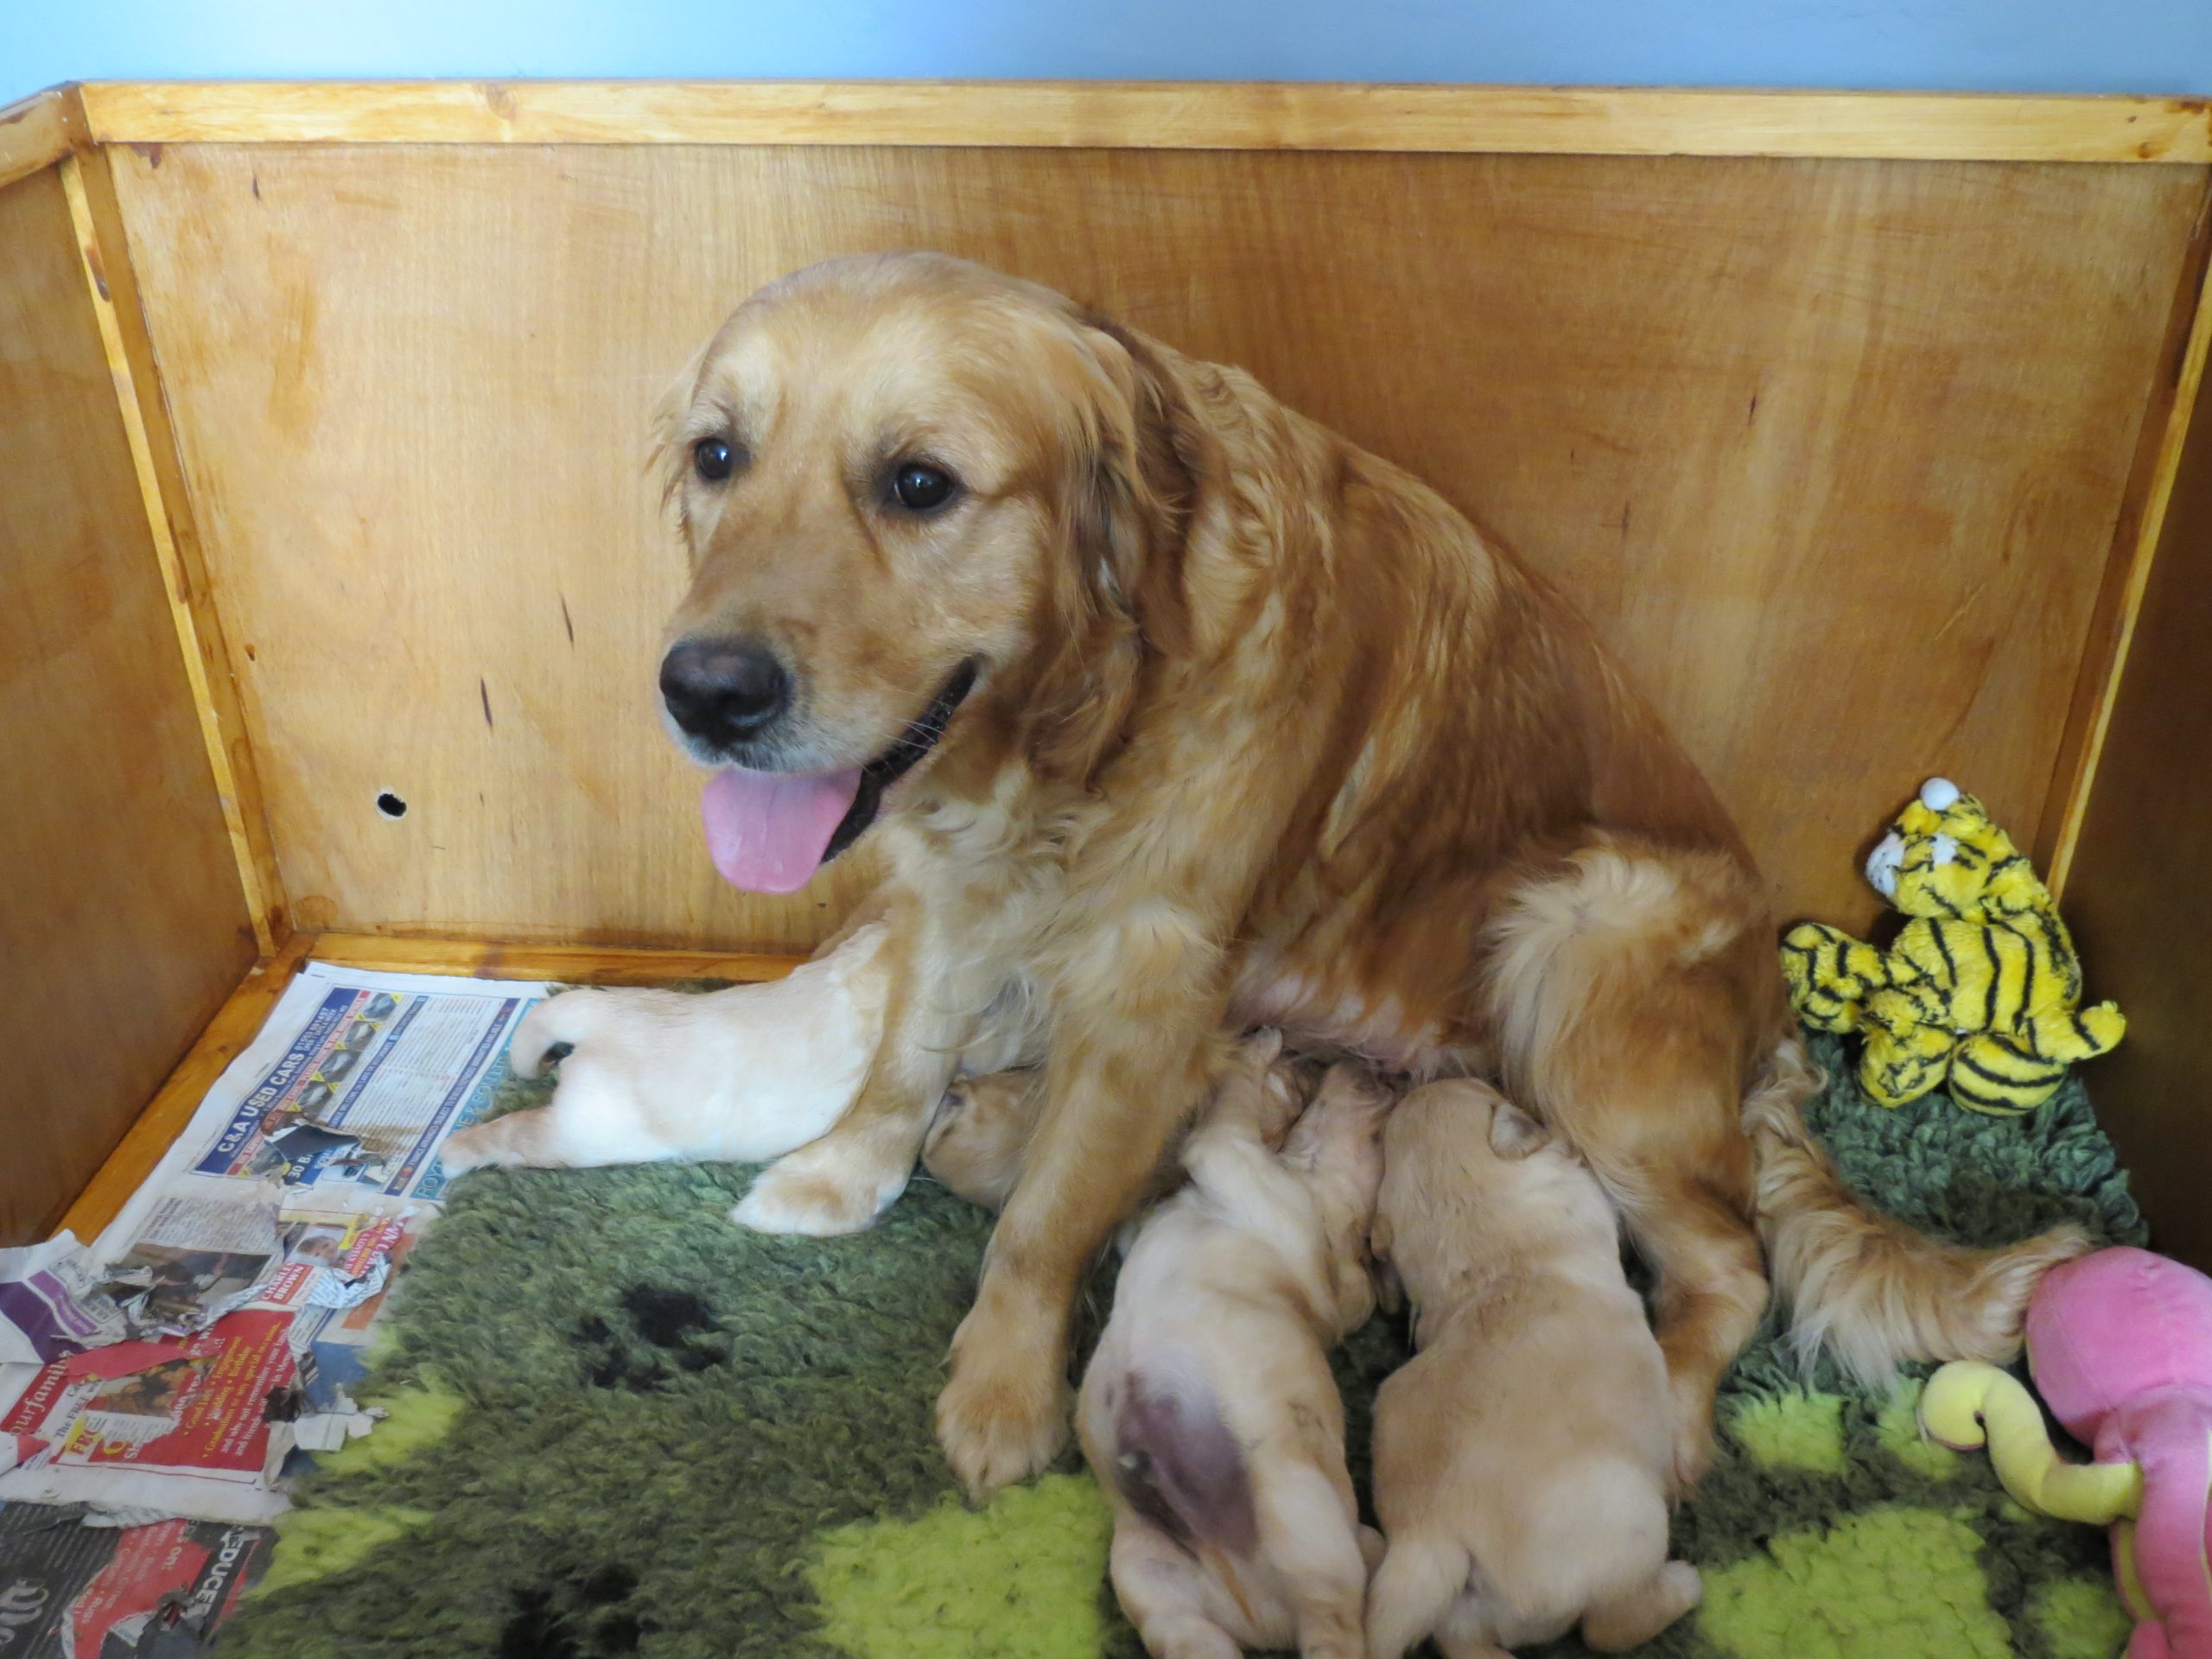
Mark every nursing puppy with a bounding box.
[1367,1078,1698,1659]
[1078,1033,1390,1659]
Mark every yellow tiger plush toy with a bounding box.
[1782,778,2124,1116]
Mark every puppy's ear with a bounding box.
[1487,1100,1550,1160]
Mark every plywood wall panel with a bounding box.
[2063,362,2212,1269]
[109,143,2206,950]
[0,165,255,1243]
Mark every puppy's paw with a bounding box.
[937,1309,1071,1497]
[435,1123,499,1172]
[731,1134,911,1236]
[1668,1397,1716,1496]
[438,1107,559,1172]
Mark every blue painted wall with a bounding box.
[4,0,2208,108]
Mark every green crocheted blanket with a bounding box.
[222,1032,2144,1659]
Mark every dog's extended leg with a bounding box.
[934,671,1313,1492]
[937,1014,1217,1491]
[732,886,1006,1236]
[936,898,1235,1493]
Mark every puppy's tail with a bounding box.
[505,990,605,1080]
[1364,1535,1471,1659]
[1745,1035,2092,1384]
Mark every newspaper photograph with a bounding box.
[0,1311,299,1524]
[0,960,543,1532]
[90,963,542,1323]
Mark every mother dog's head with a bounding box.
[654,253,1197,892]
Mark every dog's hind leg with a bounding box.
[1107,1519,1247,1659]
[1614,1160,1768,1490]
[1366,1535,1473,1659]
[1580,1560,1702,1651]
[1434,1630,1515,1659]
[1252,1461,1373,1659]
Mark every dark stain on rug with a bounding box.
[219,1030,2145,1659]
[573,1286,728,1391]
[497,1562,645,1659]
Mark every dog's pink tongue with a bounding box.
[700,766,862,893]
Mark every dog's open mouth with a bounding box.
[699,660,977,893]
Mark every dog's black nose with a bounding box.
[659,638,791,747]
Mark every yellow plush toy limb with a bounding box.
[1781,922,1893,1033]
[1919,1362,2144,1525]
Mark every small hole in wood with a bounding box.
[375,791,408,820]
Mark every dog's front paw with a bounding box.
[937,1301,1071,1497]
[730,1133,911,1236]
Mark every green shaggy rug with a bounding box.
[222,1030,2145,1659]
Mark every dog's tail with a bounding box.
[1363,1535,1471,1659]
[505,990,607,1080]
[1745,1035,2093,1383]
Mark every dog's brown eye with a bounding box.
[893,462,957,512]
[694,437,736,483]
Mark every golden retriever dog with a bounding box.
[1079,1032,1390,1659]
[1365,1078,1698,1659]
[501,250,2084,1495]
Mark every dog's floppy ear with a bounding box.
[1071,311,1200,657]
[1487,1099,1550,1160]
[1027,309,1204,783]
[647,333,717,537]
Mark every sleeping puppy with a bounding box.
[1077,1033,1390,1659]
[440,922,888,1227]
[1366,1079,1700,1659]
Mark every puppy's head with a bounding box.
[653,253,1196,889]
[1375,1077,1560,1296]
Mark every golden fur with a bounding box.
[1366,1079,1699,1658]
[516,250,2083,1496]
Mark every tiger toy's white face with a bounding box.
[1863,777,2041,921]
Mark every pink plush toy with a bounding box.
[1922,1246,2212,1659]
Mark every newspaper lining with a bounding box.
[0,960,543,1611]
